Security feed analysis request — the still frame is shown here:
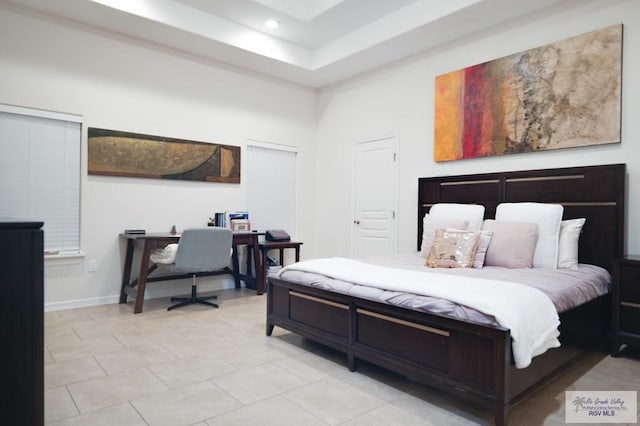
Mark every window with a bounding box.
[0,104,82,253]
[246,142,296,235]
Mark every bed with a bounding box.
[266,163,625,425]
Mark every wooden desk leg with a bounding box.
[279,248,284,266]
[246,247,252,277]
[119,239,135,304]
[253,238,264,295]
[295,246,300,262]
[133,241,154,314]
[231,244,241,289]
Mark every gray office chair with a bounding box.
[167,227,233,311]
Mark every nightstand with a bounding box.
[612,255,640,356]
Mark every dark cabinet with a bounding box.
[0,222,44,425]
[612,255,640,357]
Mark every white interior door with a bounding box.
[352,136,398,258]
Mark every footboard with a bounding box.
[267,277,513,424]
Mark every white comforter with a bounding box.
[277,257,561,368]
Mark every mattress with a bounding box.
[276,253,611,327]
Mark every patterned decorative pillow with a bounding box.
[420,214,468,258]
[425,229,481,268]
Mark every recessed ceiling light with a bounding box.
[265,19,279,29]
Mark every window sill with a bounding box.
[45,250,85,265]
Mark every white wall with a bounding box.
[316,0,640,258]
[2,0,639,310]
[0,4,317,309]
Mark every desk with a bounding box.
[230,232,264,294]
[258,240,303,288]
[119,231,263,314]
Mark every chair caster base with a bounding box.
[168,290,218,311]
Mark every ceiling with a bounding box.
[8,0,570,88]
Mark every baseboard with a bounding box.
[44,279,237,312]
[45,295,120,312]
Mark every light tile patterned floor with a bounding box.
[45,289,640,425]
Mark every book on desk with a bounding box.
[124,229,146,235]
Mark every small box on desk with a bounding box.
[124,229,146,235]
[231,219,250,231]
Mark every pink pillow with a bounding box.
[483,220,539,268]
[495,203,563,268]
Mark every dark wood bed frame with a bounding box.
[266,163,625,425]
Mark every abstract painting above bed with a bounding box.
[434,24,622,161]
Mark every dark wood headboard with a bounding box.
[418,164,626,271]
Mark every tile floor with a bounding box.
[45,289,640,425]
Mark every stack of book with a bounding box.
[213,212,226,227]
[210,211,251,230]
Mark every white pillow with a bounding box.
[557,218,586,269]
[428,203,485,230]
[420,214,468,258]
[495,203,563,269]
[150,243,178,264]
[472,230,494,268]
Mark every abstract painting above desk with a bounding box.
[88,127,240,183]
[434,24,622,162]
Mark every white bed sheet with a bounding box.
[276,253,611,368]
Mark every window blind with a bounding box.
[0,106,81,252]
[246,144,296,235]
